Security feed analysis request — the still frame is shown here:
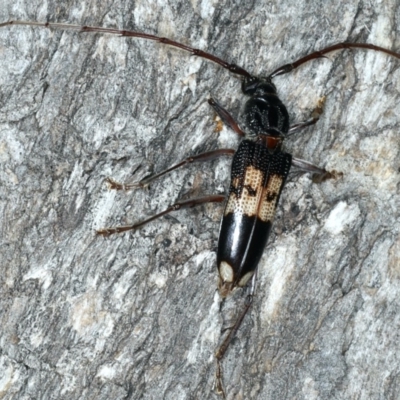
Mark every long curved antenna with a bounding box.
[269,42,400,78]
[0,20,252,79]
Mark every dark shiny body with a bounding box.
[216,78,292,296]
[217,140,291,286]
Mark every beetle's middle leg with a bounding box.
[288,96,343,182]
[106,97,242,192]
[106,148,235,190]
[291,157,342,183]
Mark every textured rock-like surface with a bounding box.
[1,1,399,399]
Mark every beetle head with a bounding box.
[242,76,277,96]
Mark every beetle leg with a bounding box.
[97,195,225,236]
[288,97,326,136]
[208,98,246,137]
[106,98,243,191]
[215,269,258,397]
[106,148,235,190]
[291,157,343,183]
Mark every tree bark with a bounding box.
[1,1,400,399]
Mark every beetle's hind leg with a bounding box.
[215,270,258,397]
[97,195,225,236]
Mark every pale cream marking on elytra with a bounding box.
[260,174,283,222]
[238,271,254,287]
[219,261,234,283]
[225,165,263,217]
[224,166,283,222]
[232,177,240,188]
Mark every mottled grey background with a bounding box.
[1,1,400,399]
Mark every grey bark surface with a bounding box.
[1,1,400,399]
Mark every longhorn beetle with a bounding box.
[2,19,400,398]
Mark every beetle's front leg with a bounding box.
[288,97,326,136]
[208,97,246,137]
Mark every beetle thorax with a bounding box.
[242,77,290,137]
